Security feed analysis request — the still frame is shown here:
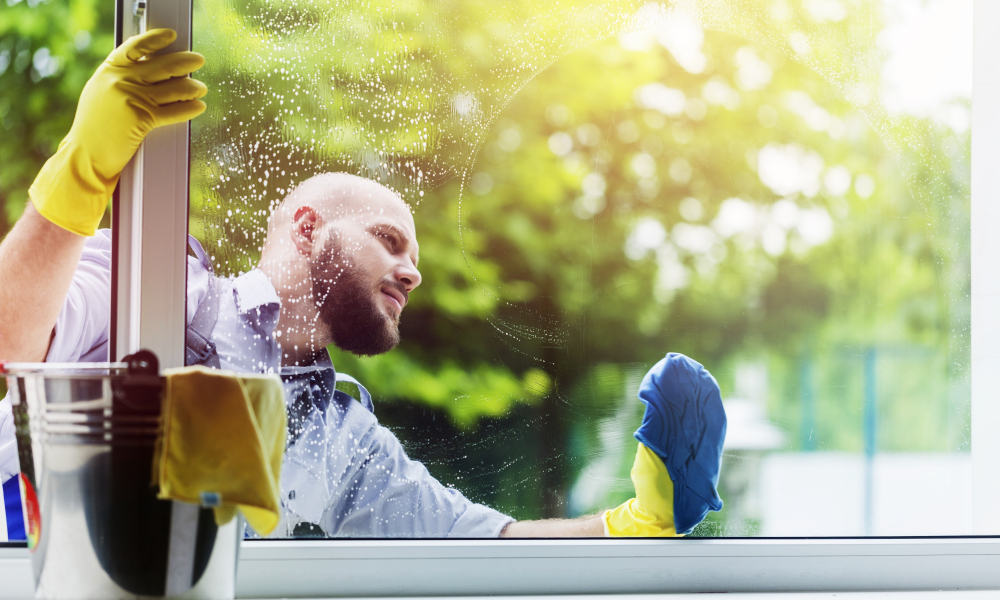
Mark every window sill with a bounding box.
[4,538,1000,598]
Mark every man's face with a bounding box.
[308,195,421,356]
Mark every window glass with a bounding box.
[190,0,972,537]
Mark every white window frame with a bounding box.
[970,0,1000,537]
[112,0,192,368]
[1,0,996,597]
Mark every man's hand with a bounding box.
[29,28,206,236]
[605,353,727,537]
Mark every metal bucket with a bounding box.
[2,352,240,599]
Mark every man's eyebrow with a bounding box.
[369,223,420,265]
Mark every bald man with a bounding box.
[1,29,711,541]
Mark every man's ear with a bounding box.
[292,206,320,256]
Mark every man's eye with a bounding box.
[376,231,398,250]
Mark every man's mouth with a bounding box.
[380,285,407,314]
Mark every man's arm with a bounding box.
[0,205,86,361]
[500,514,605,537]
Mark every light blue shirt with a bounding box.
[0,230,511,539]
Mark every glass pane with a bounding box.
[190,0,972,537]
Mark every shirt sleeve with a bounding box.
[46,230,113,363]
[282,399,513,538]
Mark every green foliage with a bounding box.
[331,347,551,428]
[0,0,114,232]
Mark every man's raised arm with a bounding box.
[0,206,87,361]
[0,29,206,361]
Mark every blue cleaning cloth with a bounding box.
[633,353,727,534]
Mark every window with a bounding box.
[189,0,978,539]
[2,0,998,595]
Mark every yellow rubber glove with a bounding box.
[603,443,681,537]
[29,28,207,236]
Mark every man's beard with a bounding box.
[310,236,400,356]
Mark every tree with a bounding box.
[0,0,114,231]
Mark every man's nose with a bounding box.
[395,260,422,292]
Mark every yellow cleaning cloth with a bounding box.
[154,366,286,535]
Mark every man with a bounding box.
[0,29,723,539]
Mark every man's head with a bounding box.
[261,172,421,359]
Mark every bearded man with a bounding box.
[0,29,724,541]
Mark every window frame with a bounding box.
[110,0,192,369]
[970,0,1000,535]
[3,537,1000,596]
[236,538,1000,595]
[1,0,992,597]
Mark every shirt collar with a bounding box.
[231,269,336,371]
[232,268,281,334]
